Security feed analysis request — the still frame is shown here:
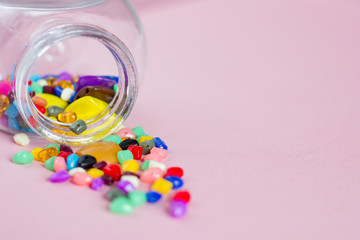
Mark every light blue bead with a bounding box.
[28,86,33,92]
[27,128,36,134]
[67,154,80,170]
[153,137,168,150]
[20,127,28,133]
[4,104,19,118]
[8,118,20,131]
[30,74,40,82]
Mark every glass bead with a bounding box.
[0,94,10,112]
[38,147,59,162]
[57,111,77,123]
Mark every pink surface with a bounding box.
[1,0,360,239]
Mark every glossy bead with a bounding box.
[116,150,133,164]
[44,156,56,171]
[75,75,116,92]
[127,145,142,160]
[106,188,125,200]
[43,86,55,94]
[68,167,86,176]
[58,111,77,123]
[66,154,80,170]
[0,94,10,112]
[151,178,172,194]
[60,144,73,153]
[69,119,87,135]
[58,71,72,81]
[122,160,139,173]
[31,96,47,107]
[7,91,14,103]
[71,172,92,186]
[165,176,183,189]
[109,196,134,214]
[8,118,20,131]
[4,103,18,118]
[78,155,97,169]
[119,138,139,150]
[76,142,121,164]
[35,104,46,114]
[116,128,135,139]
[113,83,118,92]
[69,91,77,103]
[116,180,135,194]
[150,147,168,160]
[12,151,33,164]
[172,191,191,203]
[101,174,115,185]
[169,200,187,218]
[31,82,43,93]
[165,167,184,178]
[102,164,121,181]
[102,135,122,145]
[47,105,64,117]
[121,175,139,188]
[58,80,74,89]
[64,96,108,121]
[146,191,162,203]
[45,143,60,152]
[49,170,70,183]
[54,157,67,172]
[132,126,145,138]
[57,151,71,161]
[90,177,105,190]
[0,81,12,95]
[153,137,168,150]
[139,136,153,143]
[60,87,75,101]
[37,93,68,110]
[142,160,166,172]
[13,133,30,146]
[93,161,107,169]
[140,168,163,184]
[38,147,58,162]
[31,147,43,161]
[139,139,155,155]
[30,74,40,81]
[128,191,146,207]
[143,153,163,163]
[74,86,115,103]
[36,79,48,87]
[54,86,63,97]
[87,168,104,178]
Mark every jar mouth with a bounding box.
[14,24,138,146]
[0,0,106,10]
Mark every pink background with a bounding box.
[1,0,360,239]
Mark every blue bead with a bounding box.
[28,86,34,92]
[54,86,63,97]
[30,74,40,82]
[69,91,77,103]
[8,118,20,131]
[165,176,183,189]
[27,128,36,134]
[153,137,168,150]
[101,76,119,82]
[146,191,162,203]
[67,154,80,170]
[20,127,28,133]
[4,104,19,118]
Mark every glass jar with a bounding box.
[0,0,146,145]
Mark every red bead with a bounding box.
[28,116,36,128]
[172,191,191,203]
[35,104,46,114]
[102,164,121,181]
[127,145,143,160]
[57,151,72,161]
[165,167,183,178]
[28,81,32,86]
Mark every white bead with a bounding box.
[13,133,30,146]
[148,160,166,172]
[60,87,75,101]
[121,175,139,188]
[68,167,86,176]
[36,79,48,87]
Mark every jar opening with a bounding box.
[0,0,106,10]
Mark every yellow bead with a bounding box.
[151,178,173,194]
[53,129,77,136]
[87,168,104,178]
[139,136,153,143]
[38,147,58,162]
[48,116,58,121]
[0,94,10,112]
[31,147,43,161]
[58,80,74,89]
[58,111,77,123]
[36,93,68,109]
[64,96,108,121]
[122,160,139,173]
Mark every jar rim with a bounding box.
[0,0,106,10]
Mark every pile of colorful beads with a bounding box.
[12,126,191,218]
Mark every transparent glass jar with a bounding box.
[0,0,146,145]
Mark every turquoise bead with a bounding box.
[109,196,134,214]
[31,82,43,94]
[128,191,147,207]
[44,156,56,171]
[12,151,33,164]
[102,135,122,145]
[67,154,80,170]
[132,126,145,138]
[45,143,60,152]
[117,150,133,164]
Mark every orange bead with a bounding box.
[57,111,77,123]
[38,147,58,162]
[58,80,74,89]
[0,94,10,112]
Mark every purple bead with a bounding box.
[49,170,70,183]
[75,76,116,92]
[116,180,135,194]
[122,171,140,178]
[169,200,187,218]
[60,144,73,153]
[43,86,55,94]
[58,71,73,81]
[93,161,107,169]
[101,174,114,186]
[29,91,35,98]
[90,178,105,191]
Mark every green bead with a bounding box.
[117,150,133,164]
[106,188,126,200]
[45,143,60,152]
[128,191,146,207]
[44,156,56,171]
[31,82,43,94]
[12,151,33,164]
[113,84,118,93]
[109,196,134,214]
[132,126,145,138]
[142,160,150,171]
[103,135,122,145]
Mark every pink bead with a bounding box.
[150,147,168,159]
[0,80,12,95]
[140,168,163,184]
[116,128,136,139]
[143,153,163,162]
[71,172,93,186]
[53,157,67,172]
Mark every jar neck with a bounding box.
[14,24,138,145]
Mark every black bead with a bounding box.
[119,138,139,150]
[78,155,97,169]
